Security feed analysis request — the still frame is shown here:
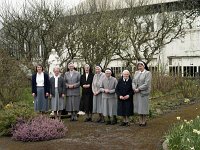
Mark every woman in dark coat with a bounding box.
[116,70,134,126]
[32,64,50,113]
[80,64,94,122]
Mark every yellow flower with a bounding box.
[193,129,200,135]
[197,116,199,119]
[180,125,183,130]
[184,98,190,103]
[176,117,181,120]
[190,147,195,150]
[4,103,13,109]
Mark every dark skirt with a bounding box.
[117,98,133,116]
[80,94,93,113]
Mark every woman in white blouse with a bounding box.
[32,64,50,113]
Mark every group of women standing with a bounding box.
[31,61,152,127]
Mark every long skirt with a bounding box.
[102,97,117,117]
[51,88,64,111]
[80,94,93,113]
[66,96,80,112]
[93,93,103,114]
[134,93,149,115]
[117,98,133,116]
[34,87,48,112]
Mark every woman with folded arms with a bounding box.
[116,70,133,126]
[132,61,152,127]
[80,64,94,122]
[64,62,81,121]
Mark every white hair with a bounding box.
[53,66,60,71]
[122,70,130,75]
[84,64,90,68]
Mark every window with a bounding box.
[183,66,197,77]
[169,66,182,76]
[169,58,172,65]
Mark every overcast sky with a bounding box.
[0,0,84,28]
[0,0,84,9]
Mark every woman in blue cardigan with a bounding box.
[32,64,50,113]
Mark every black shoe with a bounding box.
[100,119,105,123]
[96,118,101,123]
[84,118,89,122]
[111,120,117,125]
[120,122,126,126]
[88,118,92,122]
[126,122,130,126]
[70,118,74,121]
[140,122,147,127]
[106,120,111,125]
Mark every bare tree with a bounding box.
[0,0,72,68]
[115,0,196,65]
[75,0,127,69]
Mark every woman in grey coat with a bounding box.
[100,68,118,125]
[132,61,152,127]
[50,67,65,120]
[92,65,105,123]
[64,63,81,121]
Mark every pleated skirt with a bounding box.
[34,87,48,112]
[66,96,80,112]
[102,97,117,116]
[51,88,64,111]
[93,93,103,114]
[134,93,149,115]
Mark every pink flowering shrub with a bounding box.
[12,115,67,142]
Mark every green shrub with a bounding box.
[0,102,35,136]
[166,116,200,150]
[178,79,200,98]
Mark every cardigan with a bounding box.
[32,72,50,98]
[49,76,65,97]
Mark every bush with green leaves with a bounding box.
[0,102,35,136]
[165,116,200,150]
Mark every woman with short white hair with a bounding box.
[116,70,133,126]
[49,67,65,120]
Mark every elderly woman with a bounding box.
[132,61,152,127]
[80,64,94,122]
[116,70,133,126]
[32,64,50,113]
[92,65,105,123]
[100,68,118,125]
[64,62,81,121]
[49,67,65,120]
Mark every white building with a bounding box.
[91,0,200,77]
[68,0,200,77]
